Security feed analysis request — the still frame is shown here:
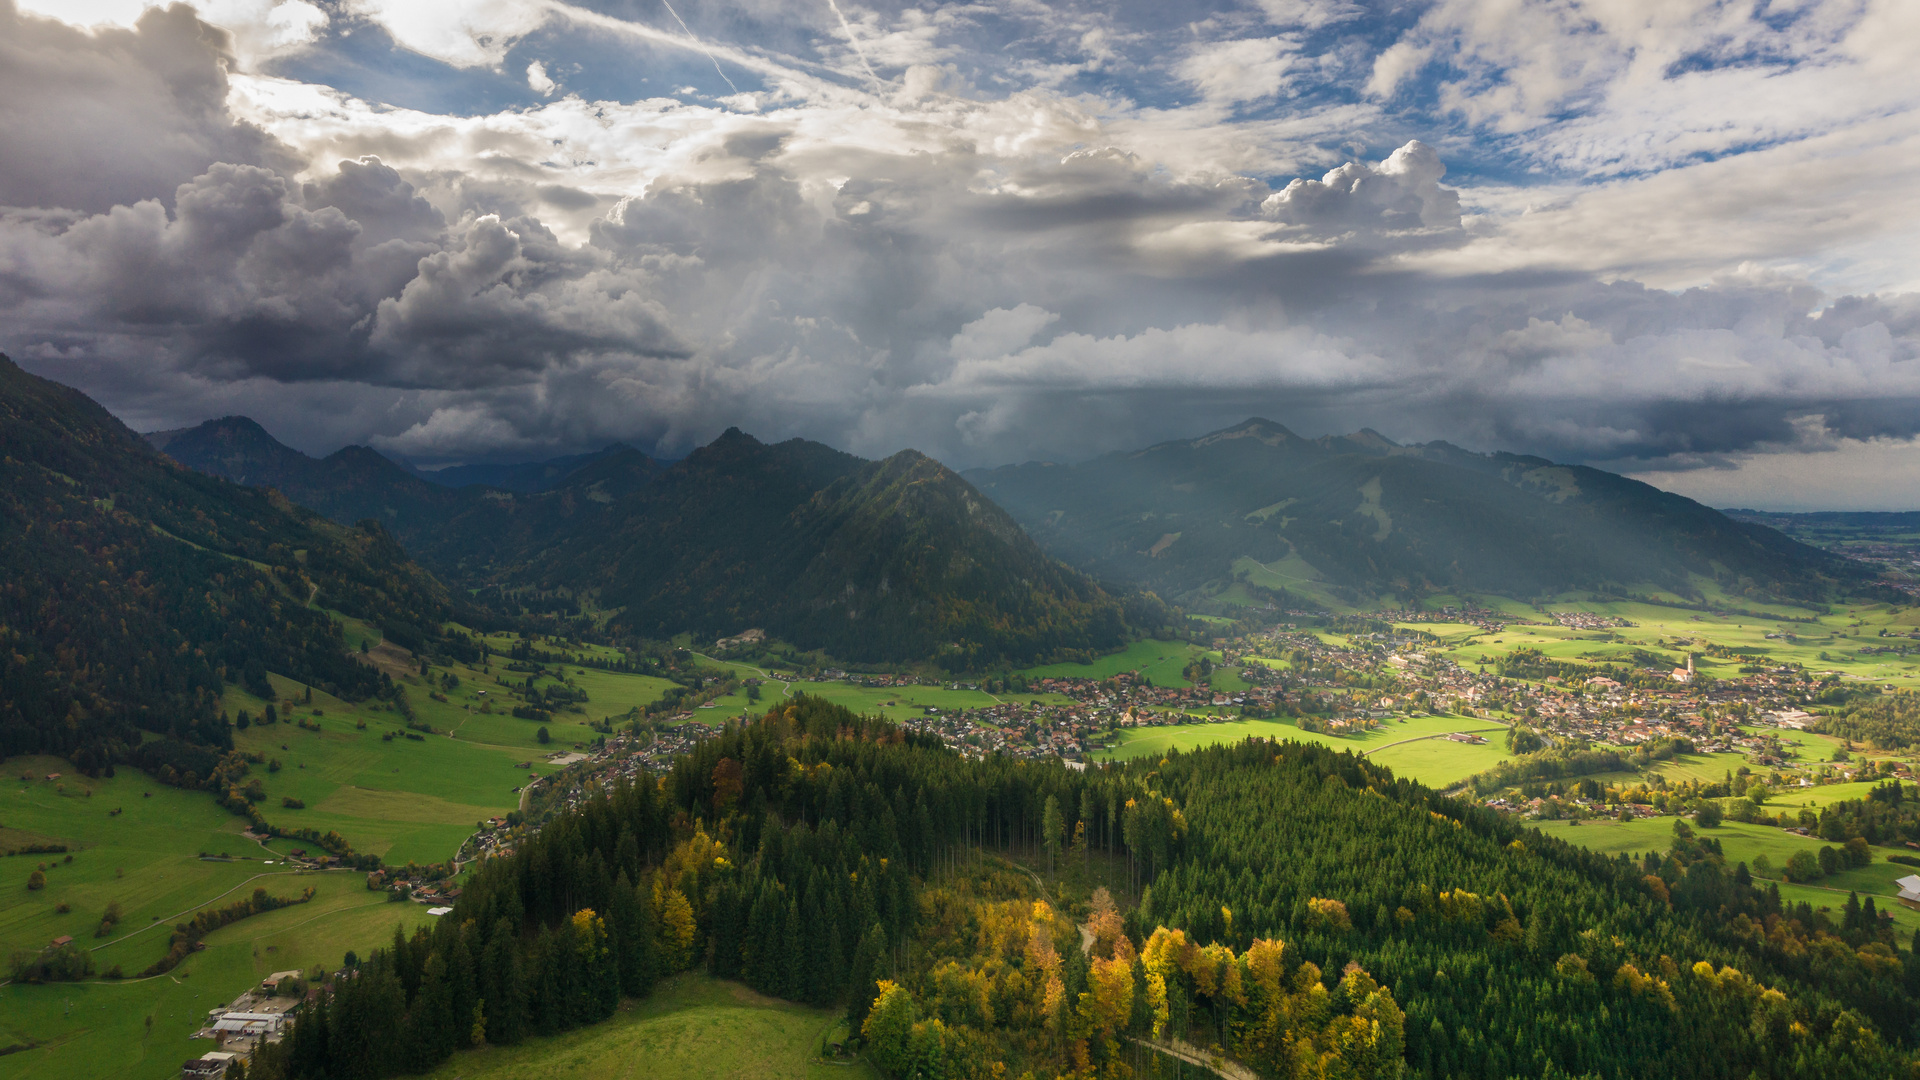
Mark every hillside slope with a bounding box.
[535,429,1136,665]
[967,418,1860,607]
[0,357,457,766]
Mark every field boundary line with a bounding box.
[1361,725,1508,757]
[89,868,344,955]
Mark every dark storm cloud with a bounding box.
[0,2,295,213]
[0,0,1915,502]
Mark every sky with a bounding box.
[1,0,1917,509]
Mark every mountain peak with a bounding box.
[1189,417,1298,448]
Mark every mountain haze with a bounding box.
[534,428,1137,665]
[967,418,1860,607]
[151,417,1142,665]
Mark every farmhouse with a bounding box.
[261,970,303,992]
[1897,875,1920,909]
[181,1052,237,1079]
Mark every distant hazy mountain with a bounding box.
[407,445,642,493]
[966,418,1862,607]
[148,416,662,575]
[529,428,1141,665]
[152,417,1144,665]
[0,357,458,765]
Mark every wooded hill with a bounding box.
[244,696,1920,1080]
[0,355,462,768]
[967,418,1865,608]
[154,417,1149,667]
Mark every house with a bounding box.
[50,935,73,947]
[261,969,303,992]
[1445,732,1487,745]
[1896,875,1920,909]
[182,1052,237,1079]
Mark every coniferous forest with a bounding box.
[239,695,1919,1080]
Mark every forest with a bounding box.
[0,357,465,767]
[239,695,1920,1080]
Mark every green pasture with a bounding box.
[1531,816,1920,935]
[420,973,878,1080]
[221,624,700,864]
[1417,596,1920,684]
[1021,639,1208,688]
[1,758,267,967]
[1094,712,1513,786]
[1736,726,1850,764]
[689,657,1082,726]
[1231,552,1359,613]
[0,871,428,1080]
[1367,734,1515,788]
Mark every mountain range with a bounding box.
[966,418,1862,609]
[146,410,1142,666]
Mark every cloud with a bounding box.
[1176,38,1298,107]
[1,0,1919,507]
[1260,140,1461,233]
[14,0,328,68]
[526,59,556,95]
[0,3,295,214]
[345,0,555,69]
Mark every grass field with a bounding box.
[690,657,1083,726]
[0,868,429,1080]
[1412,595,1920,686]
[420,974,878,1080]
[3,757,262,966]
[1022,639,1210,688]
[1530,817,1920,935]
[1093,713,1514,786]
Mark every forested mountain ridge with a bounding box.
[967,418,1862,607]
[146,415,665,575]
[533,428,1142,666]
[250,696,1920,1080]
[0,356,462,766]
[156,415,1149,666]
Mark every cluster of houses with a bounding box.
[181,972,308,1076]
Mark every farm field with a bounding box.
[223,672,555,866]
[210,619,704,866]
[1530,817,1920,935]
[1021,639,1209,687]
[1412,595,1920,686]
[1094,712,1514,786]
[0,869,429,1080]
[2,756,261,966]
[691,657,1081,726]
[419,974,877,1080]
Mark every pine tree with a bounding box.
[482,917,527,1045]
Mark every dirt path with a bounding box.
[1126,1036,1260,1080]
[1360,725,1507,756]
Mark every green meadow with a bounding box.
[420,974,877,1080]
[1406,594,1920,687]
[1,869,428,1080]
[1094,712,1514,787]
[1530,816,1920,936]
[689,653,1093,726]
[1021,638,1211,687]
